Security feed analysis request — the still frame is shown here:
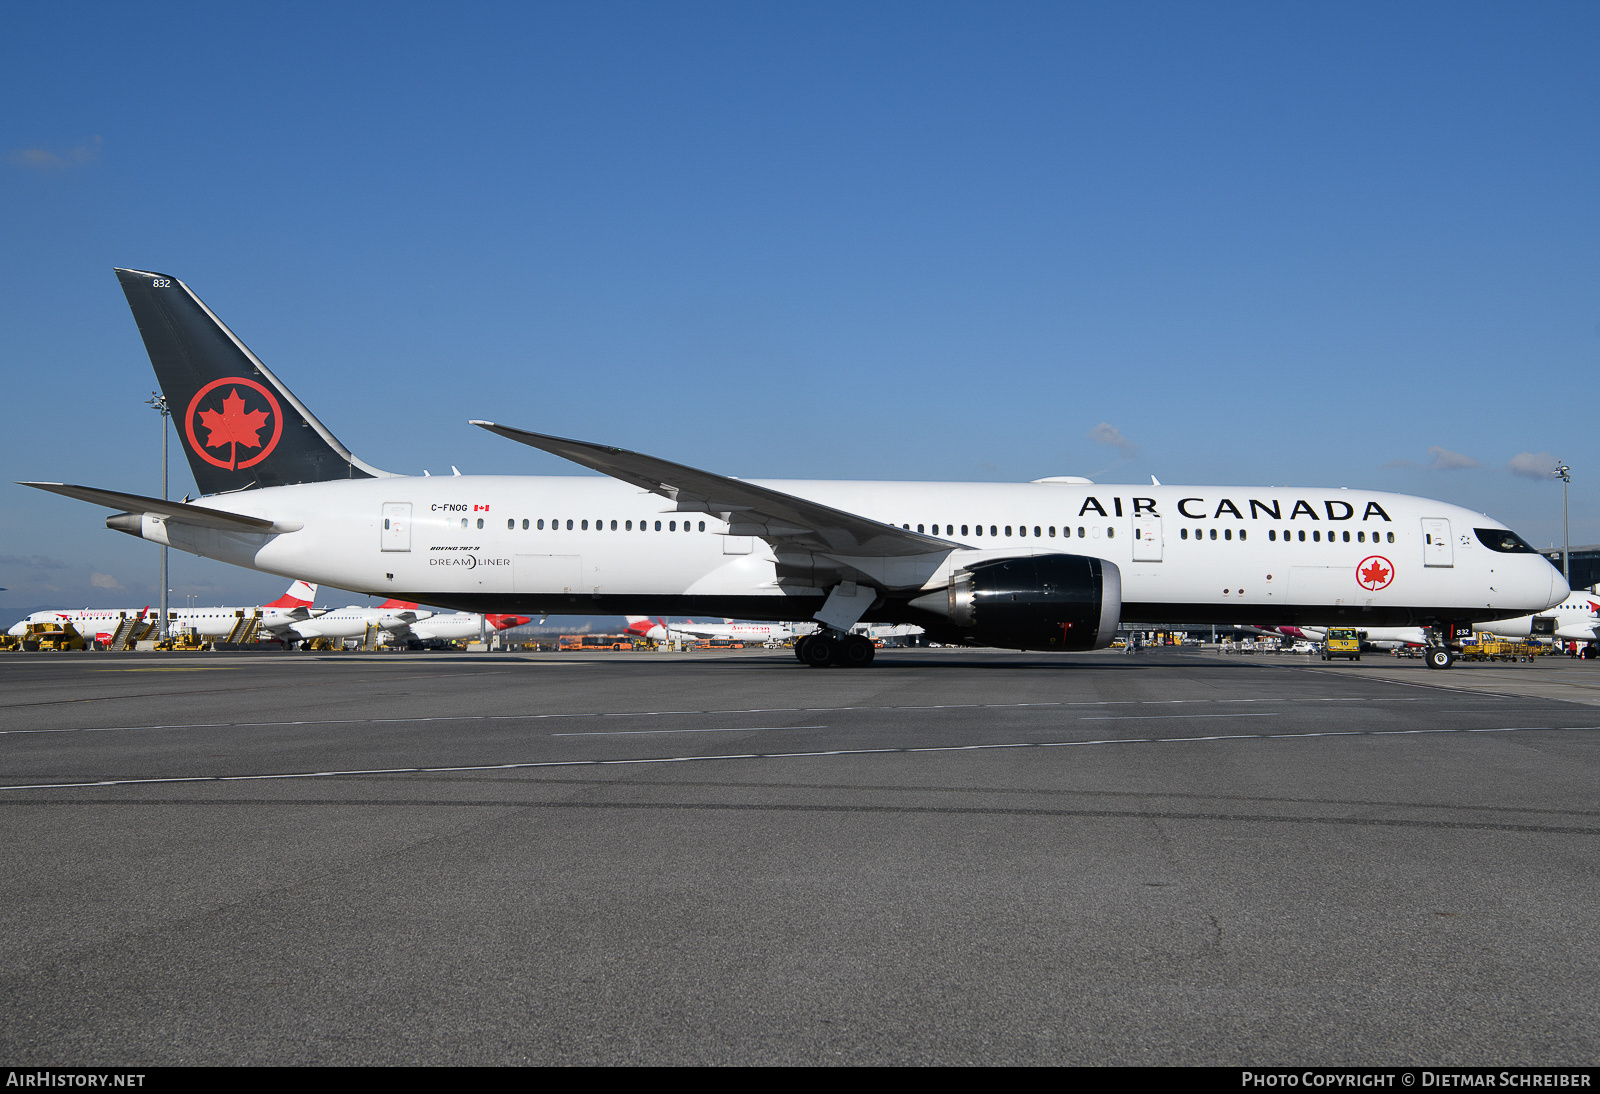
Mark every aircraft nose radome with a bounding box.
[1547,564,1571,610]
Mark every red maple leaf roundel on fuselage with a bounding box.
[1356,555,1395,591]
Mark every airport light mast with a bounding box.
[147,391,169,643]
[1553,463,1571,585]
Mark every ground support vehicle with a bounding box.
[1321,628,1361,661]
[17,621,88,652]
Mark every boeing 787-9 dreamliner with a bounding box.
[19,269,1568,669]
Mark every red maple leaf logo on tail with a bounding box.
[197,388,271,470]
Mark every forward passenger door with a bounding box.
[1421,519,1453,567]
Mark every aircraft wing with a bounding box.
[259,608,313,633]
[471,422,962,558]
[18,483,300,533]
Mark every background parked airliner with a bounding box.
[1269,624,1430,650]
[623,616,811,644]
[20,270,1568,669]
[281,598,432,644]
[1477,591,1600,645]
[408,611,533,643]
[8,580,319,643]
[285,602,530,645]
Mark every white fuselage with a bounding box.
[408,612,487,641]
[124,476,1567,629]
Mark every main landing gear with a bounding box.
[795,631,876,668]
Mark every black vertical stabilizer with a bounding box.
[114,268,392,496]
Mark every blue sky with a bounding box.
[3,1,1596,613]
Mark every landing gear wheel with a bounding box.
[794,636,811,662]
[1426,647,1456,670]
[840,635,875,667]
[800,634,837,667]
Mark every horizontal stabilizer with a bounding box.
[18,482,300,533]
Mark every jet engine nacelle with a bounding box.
[1483,615,1547,640]
[909,553,1122,651]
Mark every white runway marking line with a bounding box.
[1080,713,1282,721]
[3,725,1596,793]
[0,696,1436,737]
[552,726,829,737]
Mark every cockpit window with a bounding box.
[1474,528,1537,553]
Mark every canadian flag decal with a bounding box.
[473,504,490,511]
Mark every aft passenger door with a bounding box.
[1421,518,1453,567]
[1132,517,1163,562]
[381,503,411,552]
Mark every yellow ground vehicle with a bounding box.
[1460,637,1542,662]
[19,621,88,652]
[1321,627,1361,661]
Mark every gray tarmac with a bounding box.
[1,645,1597,1066]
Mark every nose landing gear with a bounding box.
[1424,623,1466,669]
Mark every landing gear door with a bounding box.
[381,503,412,552]
[1421,518,1453,567]
[1132,517,1163,562]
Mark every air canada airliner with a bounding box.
[19,269,1569,669]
